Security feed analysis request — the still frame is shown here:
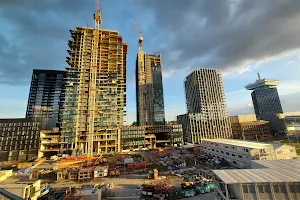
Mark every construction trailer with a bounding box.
[78,168,94,181]
[94,166,108,178]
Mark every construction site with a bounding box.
[0,146,216,200]
[0,1,214,200]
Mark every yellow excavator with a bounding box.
[181,181,194,189]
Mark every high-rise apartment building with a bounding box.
[26,69,66,130]
[245,74,285,134]
[177,68,232,144]
[136,51,165,126]
[61,26,127,154]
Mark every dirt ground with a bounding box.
[49,174,148,189]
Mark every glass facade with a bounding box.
[26,70,66,130]
[136,52,165,125]
[151,63,165,124]
[251,87,284,134]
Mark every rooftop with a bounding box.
[213,159,300,184]
[252,159,300,172]
[213,168,300,184]
[245,78,279,90]
[202,139,273,149]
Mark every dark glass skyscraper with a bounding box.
[152,62,165,124]
[26,69,66,130]
[136,51,165,125]
[246,74,285,134]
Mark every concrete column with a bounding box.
[225,184,229,199]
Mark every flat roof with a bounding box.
[245,79,279,90]
[213,168,300,184]
[213,159,300,184]
[202,139,272,149]
[252,159,300,173]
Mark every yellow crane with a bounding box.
[88,0,102,157]
[134,20,143,50]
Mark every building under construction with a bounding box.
[61,3,127,155]
[136,51,165,126]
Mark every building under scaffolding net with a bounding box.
[61,26,127,155]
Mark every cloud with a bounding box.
[137,0,300,73]
[0,0,136,85]
[0,0,93,84]
[278,79,300,95]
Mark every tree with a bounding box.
[131,121,137,126]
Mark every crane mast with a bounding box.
[134,20,143,50]
[88,0,102,156]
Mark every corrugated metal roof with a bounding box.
[202,139,272,149]
[252,159,300,173]
[214,159,300,184]
[213,168,300,184]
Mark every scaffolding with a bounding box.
[61,1,127,155]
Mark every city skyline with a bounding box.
[1,0,300,125]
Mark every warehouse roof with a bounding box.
[213,159,300,184]
[252,159,300,173]
[202,139,272,149]
[213,168,300,184]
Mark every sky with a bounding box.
[1,0,300,125]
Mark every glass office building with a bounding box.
[136,52,165,125]
[246,74,285,134]
[152,62,165,124]
[26,69,66,130]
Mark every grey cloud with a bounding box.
[0,0,93,85]
[137,0,300,72]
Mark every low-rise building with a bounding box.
[201,139,297,169]
[0,118,41,162]
[213,159,300,200]
[38,129,61,159]
[229,115,271,141]
[118,124,183,151]
[1,176,41,200]
[284,115,300,135]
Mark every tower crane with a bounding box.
[134,20,143,50]
[87,0,102,157]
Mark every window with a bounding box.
[221,151,224,154]
[232,153,235,157]
[233,161,237,164]
[225,146,228,148]
[226,152,229,155]
[238,155,242,158]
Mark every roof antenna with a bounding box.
[257,73,261,80]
